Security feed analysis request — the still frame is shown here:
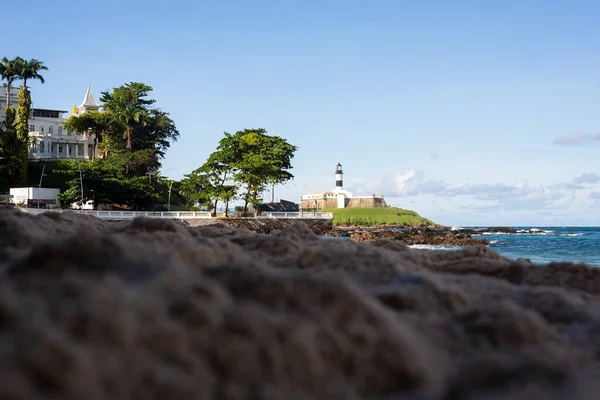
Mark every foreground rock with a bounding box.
[3,208,600,399]
[188,217,333,235]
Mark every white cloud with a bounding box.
[348,169,448,197]
[574,173,600,185]
[553,133,600,146]
[349,169,595,215]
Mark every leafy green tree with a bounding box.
[179,168,218,211]
[100,82,179,156]
[0,107,19,188]
[98,82,179,179]
[63,110,109,160]
[183,128,298,215]
[229,129,297,213]
[13,86,31,183]
[55,159,164,210]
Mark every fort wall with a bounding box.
[300,196,387,209]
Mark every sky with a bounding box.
[3,0,600,226]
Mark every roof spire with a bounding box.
[79,85,99,111]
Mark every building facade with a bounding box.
[28,85,100,161]
[0,85,19,112]
[300,163,388,209]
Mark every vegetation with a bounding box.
[0,56,48,191]
[181,128,297,214]
[26,160,188,211]
[56,82,180,209]
[318,207,435,227]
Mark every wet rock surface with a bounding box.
[2,208,600,399]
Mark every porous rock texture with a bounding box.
[2,208,600,399]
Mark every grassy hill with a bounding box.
[318,207,435,227]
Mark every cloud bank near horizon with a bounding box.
[347,169,600,218]
[553,133,600,146]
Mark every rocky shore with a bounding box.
[200,220,491,246]
[323,226,490,246]
[188,218,565,247]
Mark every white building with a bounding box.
[0,85,19,112]
[0,84,101,161]
[28,86,100,161]
[9,187,60,209]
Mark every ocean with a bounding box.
[413,227,600,266]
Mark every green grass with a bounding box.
[318,207,435,227]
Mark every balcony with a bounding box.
[29,131,90,141]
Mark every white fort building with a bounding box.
[0,84,101,161]
[300,163,387,209]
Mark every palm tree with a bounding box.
[0,57,24,108]
[119,103,147,150]
[18,58,48,88]
[104,92,148,151]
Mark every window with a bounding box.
[58,126,63,135]
[58,144,63,153]
[29,124,34,132]
[39,141,44,153]
[40,125,44,133]
[48,125,54,134]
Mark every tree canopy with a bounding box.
[55,82,180,208]
[181,128,298,214]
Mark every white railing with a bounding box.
[19,209,213,219]
[18,209,333,220]
[260,212,333,219]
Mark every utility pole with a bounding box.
[37,164,46,209]
[79,162,84,209]
[168,180,173,211]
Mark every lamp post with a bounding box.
[37,164,47,209]
[79,162,84,209]
[167,180,173,211]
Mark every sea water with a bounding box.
[471,227,600,266]
[323,227,600,266]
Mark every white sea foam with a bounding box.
[409,244,462,251]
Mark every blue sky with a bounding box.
[4,0,600,226]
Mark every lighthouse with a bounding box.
[335,162,343,191]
